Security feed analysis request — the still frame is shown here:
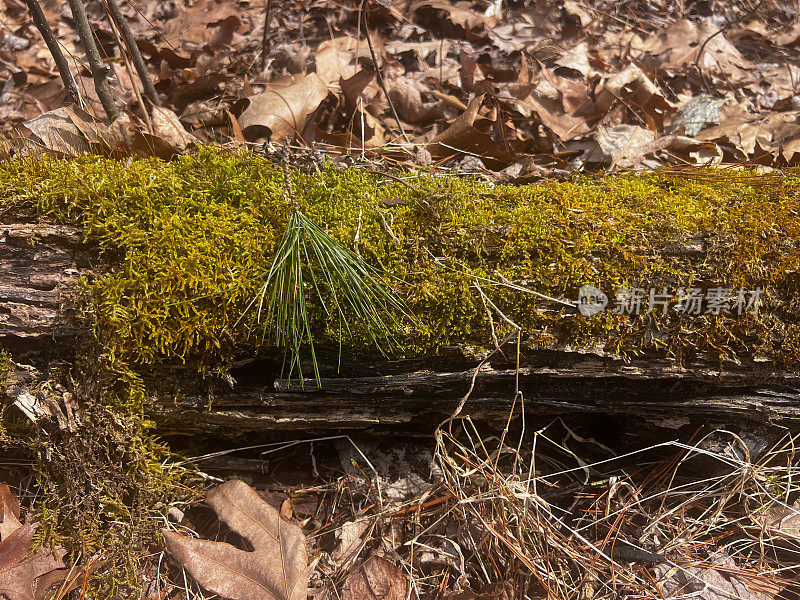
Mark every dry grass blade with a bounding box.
[427,408,800,599]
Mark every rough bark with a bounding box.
[0,224,88,355]
[2,222,798,435]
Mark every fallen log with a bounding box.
[0,219,794,433]
[150,354,800,435]
[1,157,798,439]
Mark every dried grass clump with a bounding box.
[424,415,800,599]
[296,413,800,599]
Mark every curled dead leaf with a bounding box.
[239,74,328,142]
[428,95,514,165]
[341,555,408,600]
[595,64,674,130]
[163,479,310,600]
[150,106,196,151]
[410,0,498,31]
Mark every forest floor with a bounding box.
[2,0,800,599]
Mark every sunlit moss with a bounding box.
[0,149,798,373]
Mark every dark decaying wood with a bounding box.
[152,356,800,435]
[0,224,88,351]
[2,222,798,435]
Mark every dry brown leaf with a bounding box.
[0,484,21,541]
[383,40,450,66]
[752,64,800,110]
[755,499,800,538]
[428,94,514,162]
[388,76,441,124]
[0,483,69,600]
[0,524,66,600]
[239,74,328,142]
[331,520,372,570]
[653,551,775,600]
[340,69,377,109]
[642,19,754,84]
[697,106,800,160]
[341,555,408,600]
[315,37,370,87]
[228,111,245,143]
[524,87,590,141]
[23,107,136,154]
[23,108,90,155]
[160,0,245,49]
[596,124,656,168]
[163,479,310,600]
[410,0,498,31]
[774,20,800,48]
[595,64,674,130]
[351,110,387,148]
[555,41,593,77]
[150,106,196,151]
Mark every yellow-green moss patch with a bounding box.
[1,150,798,372]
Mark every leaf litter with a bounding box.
[0,483,94,600]
[154,412,800,600]
[2,0,800,171]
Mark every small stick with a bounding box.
[360,0,412,146]
[65,0,120,123]
[259,0,272,72]
[102,0,161,107]
[105,9,153,133]
[23,0,82,107]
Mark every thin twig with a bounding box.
[104,9,153,133]
[102,0,161,107]
[360,0,412,146]
[65,0,121,123]
[23,0,82,107]
[259,0,272,71]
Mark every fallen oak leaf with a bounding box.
[162,480,310,600]
[0,523,66,600]
[341,555,408,600]
[239,74,328,142]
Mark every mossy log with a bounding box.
[2,152,800,438]
[0,214,797,436]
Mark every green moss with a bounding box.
[0,150,798,373]
[0,348,9,390]
[32,398,187,597]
